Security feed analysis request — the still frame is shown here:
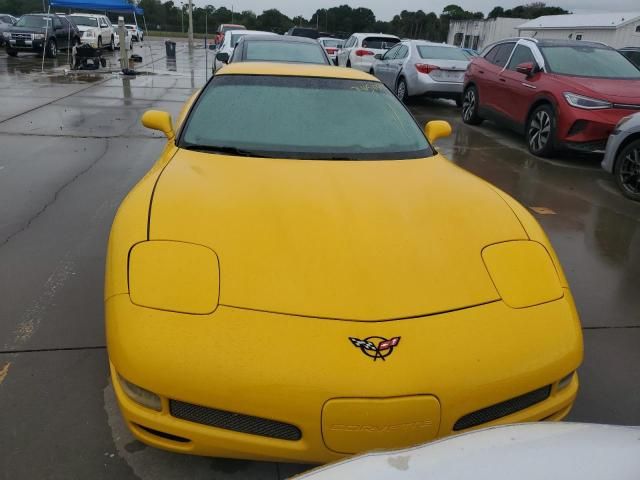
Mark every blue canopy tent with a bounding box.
[48,0,143,15]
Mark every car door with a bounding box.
[52,16,66,49]
[387,43,409,87]
[338,36,355,66]
[99,17,111,45]
[479,42,515,113]
[499,43,543,127]
[375,43,401,85]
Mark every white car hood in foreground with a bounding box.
[295,423,640,479]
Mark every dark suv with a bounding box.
[462,38,640,157]
[3,13,81,58]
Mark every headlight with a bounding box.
[118,374,161,411]
[563,92,612,110]
[32,33,45,40]
[84,30,95,37]
[129,241,219,314]
[482,241,563,308]
[2,32,10,38]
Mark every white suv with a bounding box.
[336,33,400,72]
[69,13,114,50]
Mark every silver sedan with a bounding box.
[371,40,469,105]
[602,112,640,201]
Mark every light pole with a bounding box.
[180,1,184,33]
[187,0,193,48]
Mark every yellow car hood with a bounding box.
[149,151,527,321]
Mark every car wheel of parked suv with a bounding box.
[462,86,483,125]
[396,77,408,103]
[527,104,556,157]
[45,39,57,58]
[109,35,115,51]
[614,139,640,201]
[7,49,18,57]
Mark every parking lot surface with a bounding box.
[0,38,639,479]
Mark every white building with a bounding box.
[447,17,526,51]
[517,12,640,48]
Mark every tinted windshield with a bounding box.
[541,45,640,78]
[72,16,98,27]
[245,41,327,64]
[418,46,469,61]
[15,15,51,28]
[181,75,432,160]
[363,37,399,50]
[321,39,342,48]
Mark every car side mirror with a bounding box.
[141,110,174,140]
[516,62,535,77]
[216,52,229,64]
[424,120,452,143]
[208,43,217,50]
[374,53,383,60]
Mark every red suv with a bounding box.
[462,38,640,157]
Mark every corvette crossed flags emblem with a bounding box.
[349,336,401,361]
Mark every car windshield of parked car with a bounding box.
[71,16,98,27]
[181,75,432,160]
[245,41,327,64]
[15,15,51,28]
[230,32,249,46]
[363,37,399,49]
[541,45,640,78]
[322,39,342,48]
[418,46,470,61]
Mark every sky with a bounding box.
[187,0,640,21]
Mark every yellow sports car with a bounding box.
[105,63,583,463]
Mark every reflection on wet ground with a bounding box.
[0,39,638,479]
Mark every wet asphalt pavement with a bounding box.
[0,39,639,479]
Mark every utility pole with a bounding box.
[187,0,193,48]
[180,2,184,33]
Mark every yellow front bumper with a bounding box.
[106,290,582,463]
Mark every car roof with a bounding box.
[535,38,611,48]
[353,33,399,38]
[227,29,274,35]
[217,62,377,81]
[239,35,318,44]
[411,40,458,47]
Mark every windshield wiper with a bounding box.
[182,144,267,157]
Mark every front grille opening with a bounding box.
[453,385,552,431]
[567,120,588,137]
[134,423,191,443]
[169,399,302,441]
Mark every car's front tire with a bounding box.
[527,104,556,157]
[6,48,18,57]
[45,39,57,58]
[98,36,103,49]
[614,138,640,201]
[109,35,115,51]
[462,86,483,125]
